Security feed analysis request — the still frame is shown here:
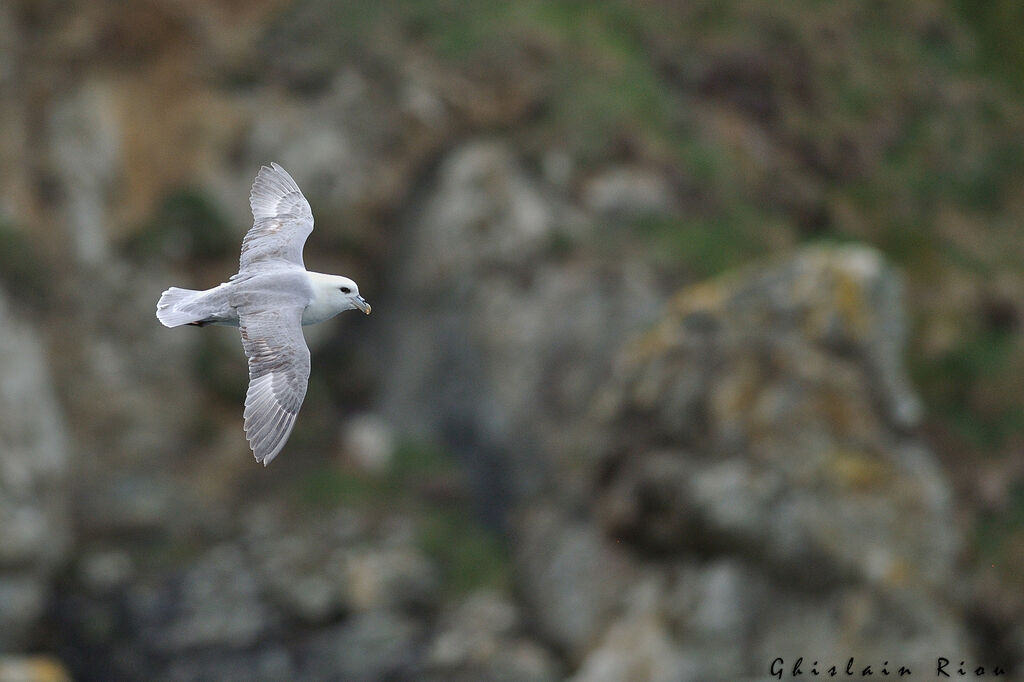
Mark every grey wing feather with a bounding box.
[238,304,310,465]
[240,163,314,272]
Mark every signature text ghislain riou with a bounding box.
[770,657,1006,678]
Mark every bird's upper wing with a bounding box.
[238,303,311,465]
[239,163,314,272]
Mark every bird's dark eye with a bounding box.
[340,287,351,294]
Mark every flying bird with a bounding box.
[156,163,371,465]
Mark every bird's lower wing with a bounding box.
[238,304,310,465]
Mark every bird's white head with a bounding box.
[306,272,371,324]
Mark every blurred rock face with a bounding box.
[556,245,965,677]
[0,292,71,651]
[382,141,662,514]
[599,246,946,582]
[382,135,968,677]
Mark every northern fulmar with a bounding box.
[156,163,371,465]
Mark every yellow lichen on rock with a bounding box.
[828,448,894,491]
[0,657,72,682]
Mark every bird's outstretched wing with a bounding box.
[238,304,310,465]
[239,163,314,272]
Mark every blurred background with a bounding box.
[1,0,1024,680]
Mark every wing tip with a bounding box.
[255,161,284,179]
[252,161,295,187]
[244,396,298,467]
[249,162,306,222]
[250,435,287,466]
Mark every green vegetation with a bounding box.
[126,187,235,262]
[295,438,453,508]
[913,326,1024,452]
[419,507,511,595]
[192,332,248,405]
[630,210,776,278]
[954,0,1024,94]
[295,438,510,594]
[975,482,1024,589]
[521,1,676,160]
[0,220,50,305]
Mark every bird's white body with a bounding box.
[155,163,369,465]
[158,271,368,328]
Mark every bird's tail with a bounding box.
[156,287,203,327]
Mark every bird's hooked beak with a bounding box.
[355,295,371,315]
